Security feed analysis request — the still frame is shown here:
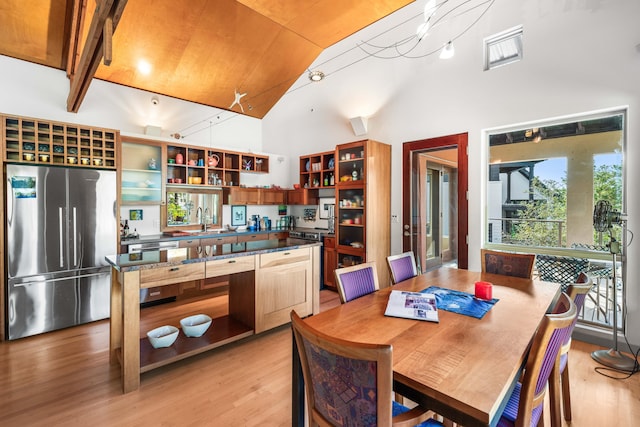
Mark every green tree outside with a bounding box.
[510,163,621,247]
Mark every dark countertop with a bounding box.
[119,228,287,245]
[107,238,322,272]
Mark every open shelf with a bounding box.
[139,315,253,372]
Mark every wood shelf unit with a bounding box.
[2,114,117,169]
[335,140,391,287]
[165,142,268,187]
[299,150,335,189]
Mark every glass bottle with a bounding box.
[351,163,358,181]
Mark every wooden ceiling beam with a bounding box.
[67,0,128,113]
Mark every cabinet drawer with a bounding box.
[206,255,255,278]
[260,247,310,268]
[201,235,237,245]
[238,233,268,243]
[139,262,205,288]
[178,239,201,248]
[140,284,182,303]
[269,231,288,240]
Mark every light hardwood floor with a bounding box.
[0,289,638,426]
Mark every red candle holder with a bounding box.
[475,281,493,300]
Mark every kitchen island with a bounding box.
[107,238,321,393]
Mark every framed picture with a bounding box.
[231,205,246,226]
[129,209,143,221]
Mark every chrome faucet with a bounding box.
[196,207,203,229]
[202,207,211,232]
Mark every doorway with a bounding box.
[402,133,468,270]
[420,159,456,270]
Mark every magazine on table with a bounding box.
[384,290,439,322]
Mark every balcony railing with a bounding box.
[487,217,623,331]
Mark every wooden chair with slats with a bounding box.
[334,261,380,304]
[481,249,536,279]
[549,272,593,427]
[387,251,419,284]
[495,292,577,427]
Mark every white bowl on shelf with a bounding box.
[146,325,179,348]
[180,314,212,337]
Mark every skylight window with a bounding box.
[484,25,523,71]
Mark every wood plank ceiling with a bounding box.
[0,0,413,119]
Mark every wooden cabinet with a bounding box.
[299,150,335,189]
[121,139,162,204]
[255,247,313,333]
[287,188,319,205]
[165,142,268,188]
[227,187,287,205]
[323,236,337,290]
[228,187,261,204]
[3,114,117,169]
[335,140,391,287]
[260,188,287,205]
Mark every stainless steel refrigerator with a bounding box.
[5,164,116,340]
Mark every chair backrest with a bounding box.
[334,261,380,303]
[386,251,418,284]
[512,293,577,427]
[290,311,394,426]
[480,249,536,278]
[535,255,589,292]
[561,272,592,348]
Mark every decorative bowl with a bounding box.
[180,314,212,337]
[192,176,202,184]
[225,224,238,232]
[147,325,179,348]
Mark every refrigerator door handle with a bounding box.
[59,207,64,268]
[72,206,78,266]
[12,271,108,287]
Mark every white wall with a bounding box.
[263,0,640,346]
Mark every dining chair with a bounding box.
[334,261,380,304]
[480,249,536,278]
[495,292,577,427]
[387,251,419,284]
[548,272,592,427]
[291,311,441,427]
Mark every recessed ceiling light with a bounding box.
[137,59,152,75]
[308,70,325,82]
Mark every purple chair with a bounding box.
[291,311,441,427]
[334,262,379,304]
[549,272,592,427]
[496,292,577,427]
[387,251,419,284]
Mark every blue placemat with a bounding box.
[421,286,499,319]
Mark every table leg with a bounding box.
[121,270,141,393]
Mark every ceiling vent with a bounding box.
[484,25,523,71]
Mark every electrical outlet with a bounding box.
[391,214,399,223]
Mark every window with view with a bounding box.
[486,112,624,250]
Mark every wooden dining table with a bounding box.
[292,267,561,427]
